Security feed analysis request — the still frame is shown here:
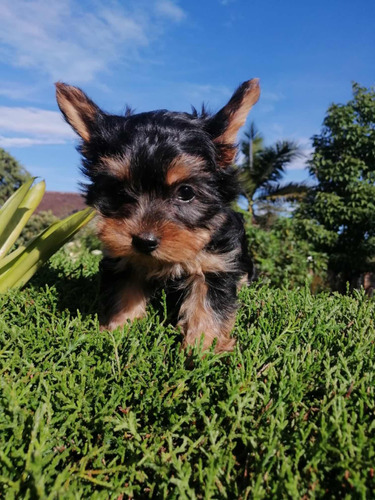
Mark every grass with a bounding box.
[1,248,375,499]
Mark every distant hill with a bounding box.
[35,191,86,218]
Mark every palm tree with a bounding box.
[238,123,307,217]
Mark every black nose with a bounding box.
[132,233,159,254]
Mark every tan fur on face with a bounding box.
[166,154,207,185]
[55,83,98,142]
[97,216,134,258]
[156,222,210,262]
[101,155,131,179]
[97,206,241,282]
[178,275,236,352]
[97,215,212,263]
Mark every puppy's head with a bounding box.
[56,80,260,264]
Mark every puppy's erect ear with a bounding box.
[55,82,101,142]
[206,78,260,167]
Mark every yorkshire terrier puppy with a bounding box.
[56,78,260,352]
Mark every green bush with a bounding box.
[244,213,328,291]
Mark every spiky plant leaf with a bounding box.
[0,179,45,259]
[256,182,309,202]
[0,207,95,292]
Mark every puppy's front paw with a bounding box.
[101,308,146,331]
[182,329,236,353]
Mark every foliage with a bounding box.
[0,148,31,206]
[0,179,95,292]
[296,83,375,290]
[238,123,306,215]
[244,213,328,291]
[0,248,374,498]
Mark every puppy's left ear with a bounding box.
[206,78,260,167]
[55,82,102,142]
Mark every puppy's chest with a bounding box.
[115,248,240,282]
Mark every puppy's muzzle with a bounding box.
[132,233,160,254]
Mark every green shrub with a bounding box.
[244,213,328,290]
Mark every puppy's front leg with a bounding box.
[178,273,239,353]
[99,257,148,331]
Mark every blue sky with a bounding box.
[0,0,374,192]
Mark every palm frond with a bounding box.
[240,139,302,187]
[256,140,303,183]
[256,182,308,203]
[238,122,308,211]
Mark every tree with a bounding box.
[0,148,31,206]
[296,83,375,291]
[239,123,306,217]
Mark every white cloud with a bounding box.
[0,0,186,83]
[0,106,75,138]
[0,136,67,148]
[155,0,186,22]
[0,105,76,147]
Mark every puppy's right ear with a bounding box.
[55,82,101,142]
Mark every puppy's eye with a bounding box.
[176,185,195,202]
